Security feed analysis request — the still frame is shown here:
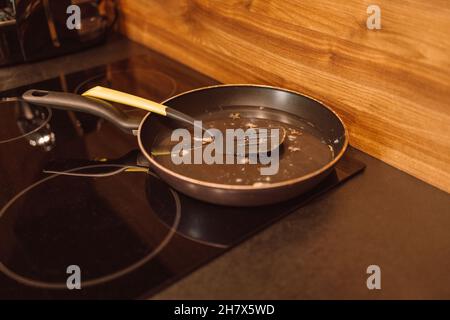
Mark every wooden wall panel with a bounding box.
[117,0,450,192]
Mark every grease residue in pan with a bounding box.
[151,106,334,185]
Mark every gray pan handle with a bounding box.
[22,89,142,134]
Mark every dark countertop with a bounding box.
[2,35,449,299]
[155,147,450,299]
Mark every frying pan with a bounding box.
[22,85,348,206]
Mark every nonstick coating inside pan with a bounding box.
[139,85,347,187]
[152,106,333,185]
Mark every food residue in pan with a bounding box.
[229,112,241,120]
[152,107,335,185]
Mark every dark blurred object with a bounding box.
[15,99,55,151]
[0,0,114,67]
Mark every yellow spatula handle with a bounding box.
[82,86,167,116]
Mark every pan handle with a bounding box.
[22,90,141,134]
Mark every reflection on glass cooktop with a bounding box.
[0,56,365,299]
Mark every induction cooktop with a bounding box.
[0,55,365,299]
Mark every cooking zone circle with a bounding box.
[145,174,229,249]
[0,165,180,289]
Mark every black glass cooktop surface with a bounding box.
[0,56,365,299]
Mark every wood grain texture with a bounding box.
[117,0,450,192]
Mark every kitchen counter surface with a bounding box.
[155,146,450,299]
[2,35,449,299]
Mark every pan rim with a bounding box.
[137,84,349,190]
